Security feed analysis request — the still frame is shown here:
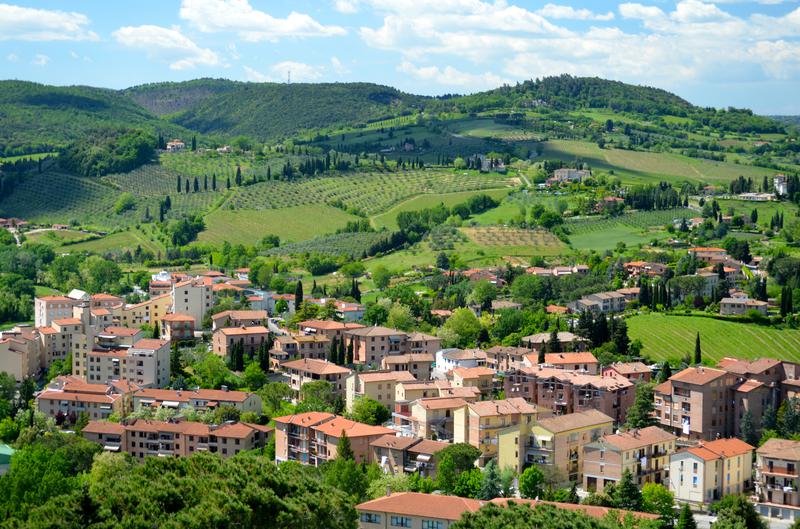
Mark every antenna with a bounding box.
[287,69,291,84]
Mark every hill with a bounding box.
[122,78,240,115]
[0,80,189,157]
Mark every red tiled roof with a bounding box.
[132,338,168,350]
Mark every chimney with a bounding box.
[386,485,392,497]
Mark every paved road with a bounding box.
[694,513,791,529]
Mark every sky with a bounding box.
[1,0,800,114]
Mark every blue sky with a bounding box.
[1,0,800,114]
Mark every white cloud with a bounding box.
[6,52,18,62]
[331,56,350,75]
[536,4,614,21]
[244,61,324,83]
[334,0,360,14]
[179,0,346,41]
[671,0,732,23]
[619,3,667,22]
[31,53,49,66]
[398,60,509,88]
[0,3,97,41]
[112,25,220,70]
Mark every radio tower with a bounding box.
[287,69,291,84]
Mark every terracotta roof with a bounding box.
[758,438,800,461]
[546,305,569,314]
[273,412,336,427]
[653,380,673,394]
[212,310,268,321]
[38,326,58,335]
[537,409,614,433]
[91,308,111,316]
[37,390,116,404]
[406,439,449,455]
[370,434,421,450]
[383,353,435,364]
[606,362,650,375]
[281,358,351,376]
[468,398,537,417]
[416,397,468,410]
[92,293,122,300]
[298,320,365,331]
[599,426,676,451]
[686,438,754,461]
[134,388,254,403]
[670,366,728,385]
[690,247,726,252]
[312,416,394,438]
[217,326,269,336]
[132,338,168,350]
[358,371,417,383]
[53,318,82,325]
[440,386,482,398]
[735,379,765,393]
[544,352,598,365]
[103,326,141,337]
[407,332,439,342]
[37,295,73,302]
[346,326,406,337]
[452,366,495,379]
[162,313,194,322]
[83,421,126,435]
[441,348,487,361]
[213,422,259,439]
[717,357,782,376]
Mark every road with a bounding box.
[694,513,791,529]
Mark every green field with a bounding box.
[471,193,577,225]
[627,314,800,364]
[542,140,775,185]
[24,229,93,246]
[372,188,511,230]
[198,205,360,246]
[566,209,687,251]
[60,229,165,255]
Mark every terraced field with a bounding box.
[628,314,800,364]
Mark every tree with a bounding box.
[468,281,497,311]
[519,465,545,499]
[242,362,267,390]
[657,361,672,383]
[191,135,196,151]
[763,404,778,431]
[712,495,767,529]
[441,308,482,348]
[694,332,702,365]
[546,325,561,354]
[436,453,457,494]
[479,460,501,500]
[741,409,757,446]
[625,382,656,430]
[372,265,391,290]
[453,468,483,498]
[387,303,415,331]
[436,252,450,270]
[612,319,630,356]
[350,397,390,425]
[641,482,674,525]
[437,443,481,475]
[451,502,661,529]
[676,503,697,529]
[294,281,304,310]
[336,430,354,460]
[612,469,643,512]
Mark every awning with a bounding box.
[103,445,121,452]
[162,401,180,408]
[415,454,432,462]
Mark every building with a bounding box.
[131,387,262,413]
[160,313,195,342]
[540,352,599,374]
[602,362,652,383]
[346,370,417,412]
[521,332,589,355]
[172,278,213,328]
[165,139,185,152]
[298,320,365,341]
[583,426,677,493]
[281,358,352,397]
[720,297,768,316]
[36,376,138,421]
[346,326,408,366]
[381,353,434,381]
[407,397,469,441]
[211,326,269,358]
[570,291,627,314]
[504,366,634,424]
[449,366,495,396]
[82,338,170,388]
[407,332,441,354]
[270,334,331,368]
[755,438,800,520]
[370,435,448,478]
[211,310,268,331]
[82,419,272,459]
[653,366,739,440]
[552,168,591,183]
[669,438,754,506]
[355,492,658,529]
[502,410,614,482]
[273,412,393,465]
[624,261,669,278]
[775,174,788,196]
[454,397,541,466]
[0,328,41,380]
[435,348,487,374]
[485,346,529,373]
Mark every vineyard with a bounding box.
[565,209,690,235]
[461,226,563,248]
[264,231,395,259]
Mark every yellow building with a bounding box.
[450,366,495,396]
[410,397,468,441]
[454,398,540,466]
[345,370,417,412]
[669,437,754,506]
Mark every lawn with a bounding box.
[198,205,360,246]
[542,140,775,186]
[372,188,511,230]
[24,229,93,246]
[60,229,165,255]
[627,313,800,364]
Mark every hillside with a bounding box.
[0,81,189,156]
[122,78,240,115]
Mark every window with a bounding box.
[391,516,412,527]
[422,521,444,529]
[360,513,381,524]
[692,476,698,487]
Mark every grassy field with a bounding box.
[627,313,800,364]
[471,193,577,226]
[59,229,165,255]
[198,205,360,245]
[713,199,798,228]
[566,209,687,251]
[372,188,511,230]
[542,140,775,186]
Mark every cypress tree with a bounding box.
[185,178,190,193]
[177,176,181,193]
[294,281,304,310]
[346,340,354,365]
[191,135,196,151]
[676,503,697,529]
[212,173,217,190]
[694,332,702,365]
[204,174,208,191]
[193,177,199,192]
[226,176,231,189]
[337,430,354,460]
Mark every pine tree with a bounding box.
[479,460,501,500]
[676,503,697,529]
[694,332,702,365]
[193,177,199,192]
[226,176,231,189]
[337,430,354,460]
[613,469,643,511]
[236,166,242,186]
[185,178,190,193]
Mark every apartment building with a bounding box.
[211,326,270,358]
[407,397,469,441]
[485,346,529,372]
[117,293,172,328]
[346,326,409,365]
[160,313,195,342]
[281,358,352,397]
[583,426,677,493]
[501,409,614,482]
[33,292,124,328]
[211,310,268,331]
[273,412,393,465]
[382,353,434,380]
[370,435,448,478]
[454,398,541,466]
[298,320,365,341]
[541,352,599,374]
[756,438,800,520]
[449,366,495,396]
[504,366,634,424]
[434,348,487,374]
[0,327,41,380]
[131,387,262,413]
[270,334,331,368]
[172,278,214,328]
[571,291,627,314]
[346,370,417,412]
[355,493,658,529]
[520,332,589,355]
[82,419,272,459]
[653,366,739,440]
[720,297,768,316]
[407,332,441,354]
[669,438,754,506]
[82,338,171,388]
[602,362,652,383]
[36,376,138,421]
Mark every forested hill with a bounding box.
[166,82,426,141]
[0,80,190,157]
[122,78,240,115]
